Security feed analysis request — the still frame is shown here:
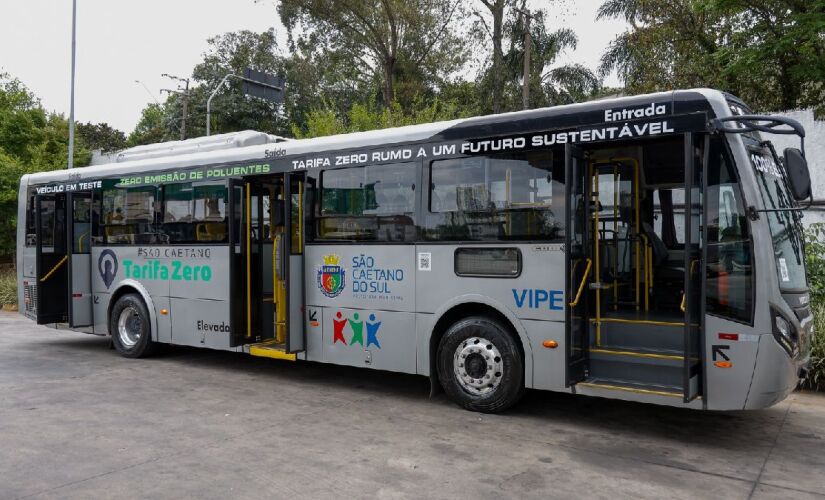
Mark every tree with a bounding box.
[278,0,469,108]
[0,73,90,257]
[127,103,170,146]
[76,122,126,153]
[474,0,600,113]
[598,0,825,113]
[474,0,508,113]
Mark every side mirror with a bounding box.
[783,148,811,201]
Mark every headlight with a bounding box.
[772,308,798,357]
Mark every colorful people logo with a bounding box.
[317,254,346,298]
[332,311,382,348]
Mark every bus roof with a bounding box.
[23,88,731,186]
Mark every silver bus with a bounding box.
[16,89,814,413]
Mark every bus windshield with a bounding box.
[749,143,808,292]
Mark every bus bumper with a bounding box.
[744,335,805,410]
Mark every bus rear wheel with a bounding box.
[110,294,156,358]
[437,316,524,413]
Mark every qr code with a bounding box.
[418,252,432,271]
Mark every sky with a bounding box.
[0,0,627,135]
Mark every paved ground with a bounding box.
[1,312,824,500]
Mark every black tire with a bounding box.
[109,293,156,358]
[437,316,524,413]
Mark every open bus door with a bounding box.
[565,144,590,385]
[34,193,68,324]
[228,175,305,357]
[67,191,93,327]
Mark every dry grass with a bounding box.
[0,267,16,306]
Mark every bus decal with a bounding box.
[318,254,346,298]
[98,250,118,289]
[333,311,382,348]
[513,289,564,311]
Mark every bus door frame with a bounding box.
[67,190,94,328]
[565,143,590,386]
[683,132,707,402]
[228,179,247,347]
[34,192,68,324]
[284,172,305,354]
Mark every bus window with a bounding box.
[426,151,563,241]
[162,182,228,243]
[72,195,92,254]
[101,186,159,245]
[25,193,36,247]
[315,162,417,242]
[706,143,753,323]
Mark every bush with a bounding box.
[806,302,825,390]
[804,222,825,390]
[0,267,16,306]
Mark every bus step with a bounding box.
[588,347,684,388]
[248,340,296,361]
[578,378,683,398]
[596,320,685,351]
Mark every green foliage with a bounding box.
[0,267,15,306]
[76,122,127,153]
[808,302,825,391]
[804,222,825,390]
[598,0,825,112]
[0,73,105,258]
[805,223,825,303]
[292,96,471,139]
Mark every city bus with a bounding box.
[16,89,814,413]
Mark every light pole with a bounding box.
[67,0,77,169]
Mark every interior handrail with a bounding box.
[569,258,593,307]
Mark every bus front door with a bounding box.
[34,193,68,324]
[67,192,93,327]
[565,144,590,385]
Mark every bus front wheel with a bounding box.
[110,294,156,358]
[437,316,524,413]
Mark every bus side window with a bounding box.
[425,151,563,241]
[706,143,753,323]
[25,193,37,247]
[314,162,417,242]
[101,186,159,245]
[162,182,228,244]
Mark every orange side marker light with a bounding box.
[542,340,558,349]
[160,309,169,315]
[714,361,732,368]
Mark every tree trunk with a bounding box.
[491,1,504,114]
[382,56,396,105]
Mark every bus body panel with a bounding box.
[701,314,758,410]
[746,335,802,409]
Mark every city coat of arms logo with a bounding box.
[317,254,346,298]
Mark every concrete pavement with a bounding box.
[1,311,823,499]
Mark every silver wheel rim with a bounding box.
[117,306,142,348]
[453,336,504,396]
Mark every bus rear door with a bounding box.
[34,193,68,324]
[67,191,93,328]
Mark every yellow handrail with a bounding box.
[680,259,700,313]
[569,258,593,307]
[40,255,68,282]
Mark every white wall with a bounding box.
[769,109,825,226]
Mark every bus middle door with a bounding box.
[67,191,94,328]
[565,144,591,385]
